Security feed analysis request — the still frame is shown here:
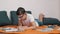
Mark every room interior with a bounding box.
[0,0,60,34]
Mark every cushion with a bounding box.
[10,11,18,25]
[0,11,11,26]
[26,11,32,14]
[43,18,60,25]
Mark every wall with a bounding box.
[0,0,60,20]
[59,0,60,21]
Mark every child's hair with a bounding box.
[16,7,26,15]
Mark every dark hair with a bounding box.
[16,7,26,15]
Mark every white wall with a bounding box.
[0,0,60,20]
[59,0,60,21]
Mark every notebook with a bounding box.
[3,28,18,32]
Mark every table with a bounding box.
[0,25,60,34]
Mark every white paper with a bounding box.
[40,28,53,32]
[4,28,18,32]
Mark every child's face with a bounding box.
[19,14,27,20]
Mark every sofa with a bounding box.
[0,11,60,26]
[10,11,60,26]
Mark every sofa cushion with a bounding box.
[10,11,18,25]
[26,11,32,14]
[0,11,11,26]
[43,18,60,25]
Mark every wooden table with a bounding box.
[0,25,60,34]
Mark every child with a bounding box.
[16,7,38,31]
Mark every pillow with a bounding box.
[26,11,32,14]
[0,11,11,26]
[43,18,60,25]
[10,11,18,25]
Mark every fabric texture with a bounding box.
[10,11,18,25]
[43,18,60,25]
[0,11,11,26]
